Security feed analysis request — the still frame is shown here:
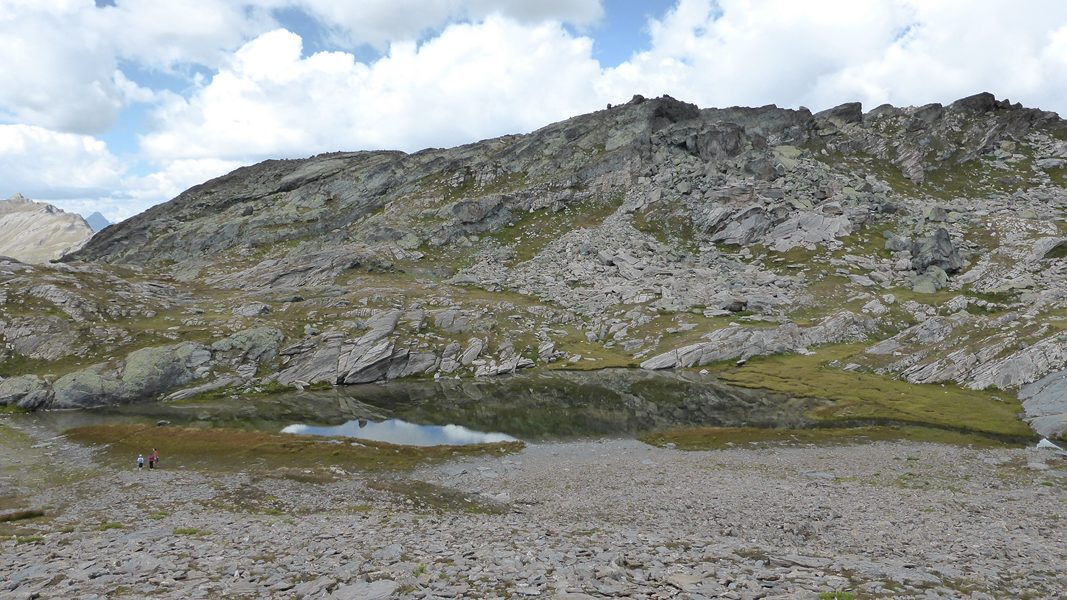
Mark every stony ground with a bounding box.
[2,419,1066,600]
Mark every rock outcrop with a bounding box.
[1020,368,1067,438]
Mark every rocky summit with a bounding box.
[2,92,1067,438]
[0,194,94,264]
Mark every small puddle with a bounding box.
[281,418,516,446]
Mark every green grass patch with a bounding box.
[172,527,208,536]
[14,534,43,544]
[712,345,1032,440]
[96,521,124,531]
[642,424,1013,450]
[65,423,523,472]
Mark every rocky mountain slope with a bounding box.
[2,92,1066,438]
[0,194,94,263]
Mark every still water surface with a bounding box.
[281,418,516,446]
[24,370,820,444]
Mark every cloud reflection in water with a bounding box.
[281,418,516,446]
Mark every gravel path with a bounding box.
[2,421,1065,599]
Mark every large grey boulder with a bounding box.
[911,228,963,273]
[814,102,863,128]
[51,342,210,408]
[911,266,948,293]
[0,375,52,409]
[52,367,121,408]
[233,302,270,317]
[211,327,284,365]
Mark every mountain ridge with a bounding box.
[5,92,1067,439]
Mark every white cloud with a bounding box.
[0,125,124,198]
[809,1,1067,114]
[140,18,606,161]
[124,158,245,209]
[603,0,1067,115]
[0,2,124,133]
[97,0,277,69]
[0,0,604,136]
[0,1,276,134]
[5,0,1067,225]
[292,0,603,47]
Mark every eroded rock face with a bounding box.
[1020,368,1067,438]
[641,312,876,369]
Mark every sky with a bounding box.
[2,0,1067,223]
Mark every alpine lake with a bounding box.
[12,365,1038,475]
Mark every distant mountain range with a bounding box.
[84,212,110,233]
[0,194,94,263]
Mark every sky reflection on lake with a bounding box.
[281,418,517,446]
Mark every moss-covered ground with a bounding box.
[689,344,1032,442]
[641,424,1014,450]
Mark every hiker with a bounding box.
[148,448,159,469]
[137,454,144,469]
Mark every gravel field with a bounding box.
[2,418,1066,600]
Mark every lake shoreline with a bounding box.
[2,417,1065,599]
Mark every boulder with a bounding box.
[233,302,270,317]
[120,343,209,398]
[460,338,485,366]
[52,342,211,408]
[0,375,52,409]
[814,102,863,127]
[911,266,948,293]
[340,338,396,384]
[911,228,963,273]
[52,367,121,408]
[211,327,284,364]
[358,310,401,344]
[949,92,998,113]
